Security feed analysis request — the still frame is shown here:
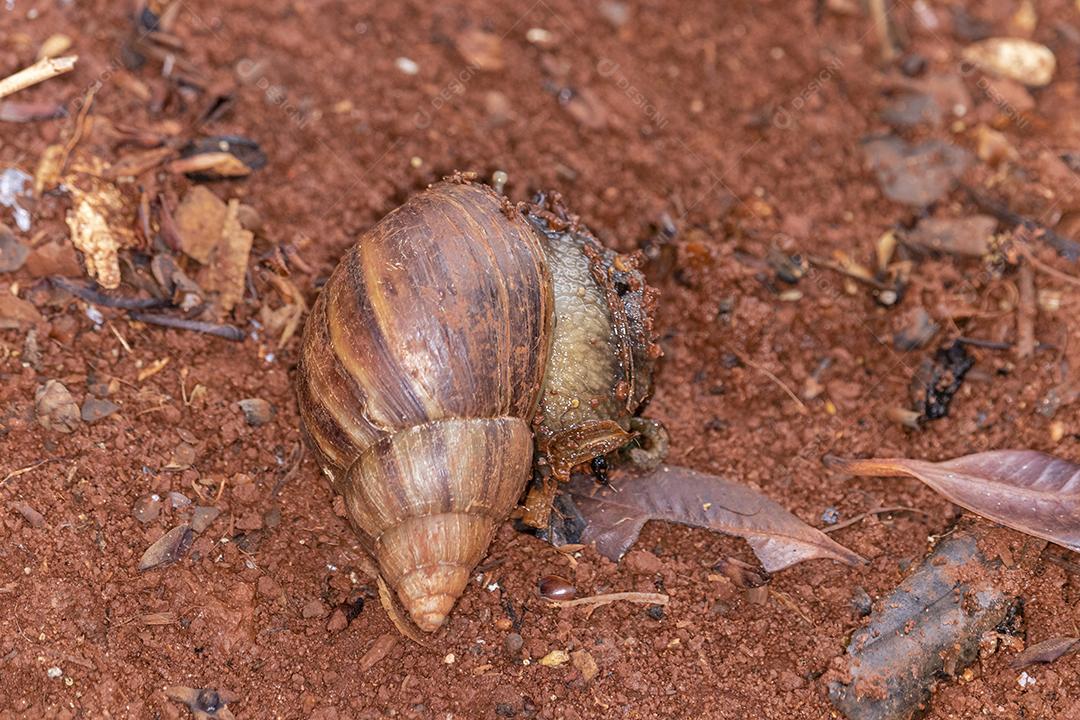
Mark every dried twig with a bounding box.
[0,459,55,487]
[725,346,809,415]
[1017,261,1036,360]
[868,0,898,62]
[0,56,77,100]
[1015,242,1080,289]
[965,186,1080,261]
[52,277,166,309]
[128,312,245,341]
[822,505,929,533]
[546,591,669,608]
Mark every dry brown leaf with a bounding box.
[63,172,137,289]
[138,524,193,570]
[565,464,865,572]
[198,199,253,313]
[174,185,227,264]
[1010,636,1080,669]
[34,143,65,196]
[826,450,1080,552]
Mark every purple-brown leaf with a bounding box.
[825,450,1080,552]
[1010,636,1080,669]
[565,464,865,572]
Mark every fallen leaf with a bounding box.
[825,450,1080,552]
[138,524,193,570]
[174,186,228,264]
[63,173,136,289]
[564,464,865,572]
[962,38,1056,87]
[1010,636,1080,669]
[0,225,29,272]
[198,199,253,313]
[863,136,971,207]
[359,632,398,671]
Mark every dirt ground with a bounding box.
[2,0,1080,718]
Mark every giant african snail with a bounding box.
[296,175,664,632]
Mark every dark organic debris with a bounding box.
[538,575,577,601]
[911,342,973,420]
[559,464,865,572]
[237,398,273,426]
[828,522,1018,720]
[825,450,1080,553]
[138,524,194,571]
[128,312,246,341]
[51,276,167,310]
[965,186,1080,261]
[863,135,971,207]
[164,685,238,720]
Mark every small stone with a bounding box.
[237,398,273,426]
[570,649,598,682]
[326,608,348,633]
[538,649,569,667]
[257,575,281,600]
[821,507,840,525]
[894,307,939,351]
[10,500,45,528]
[46,666,62,679]
[131,494,162,523]
[302,598,328,619]
[646,604,665,621]
[504,632,524,658]
[851,586,873,617]
[80,397,120,423]
[962,37,1056,87]
[443,653,456,665]
[899,53,927,77]
[35,380,81,433]
[191,506,221,533]
[0,225,29,272]
[624,549,664,574]
[395,57,419,75]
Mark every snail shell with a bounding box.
[297,180,553,631]
[297,177,659,632]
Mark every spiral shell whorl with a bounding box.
[296,180,553,631]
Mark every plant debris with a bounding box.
[825,450,1080,552]
[911,342,974,420]
[34,380,81,433]
[560,465,865,572]
[138,524,194,571]
[1010,636,1080,670]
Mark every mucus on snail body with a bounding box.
[296,174,663,633]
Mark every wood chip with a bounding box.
[198,199,253,313]
[174,186,227,264]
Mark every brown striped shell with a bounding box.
[296,180,553,631]
[296,178,660,632]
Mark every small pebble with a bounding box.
[395,57,419,75]
[899,53,927,77]
[131,494,162,523]
[0,225,29,272]
[326,608,348,633]
[538,649,569,667]
[302,598,329,619]
[504,632,524,658]
[851,586,873,617]
[821,507,840,525]
[444,653,455,664]
[646,604,665,621]
[237,398,273,426]
[46,667,62,679]
[191,506,221,533]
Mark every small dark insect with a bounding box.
[590,455,610,485]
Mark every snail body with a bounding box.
[297,176,659,632]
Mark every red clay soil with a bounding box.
[3,0,1080,718]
